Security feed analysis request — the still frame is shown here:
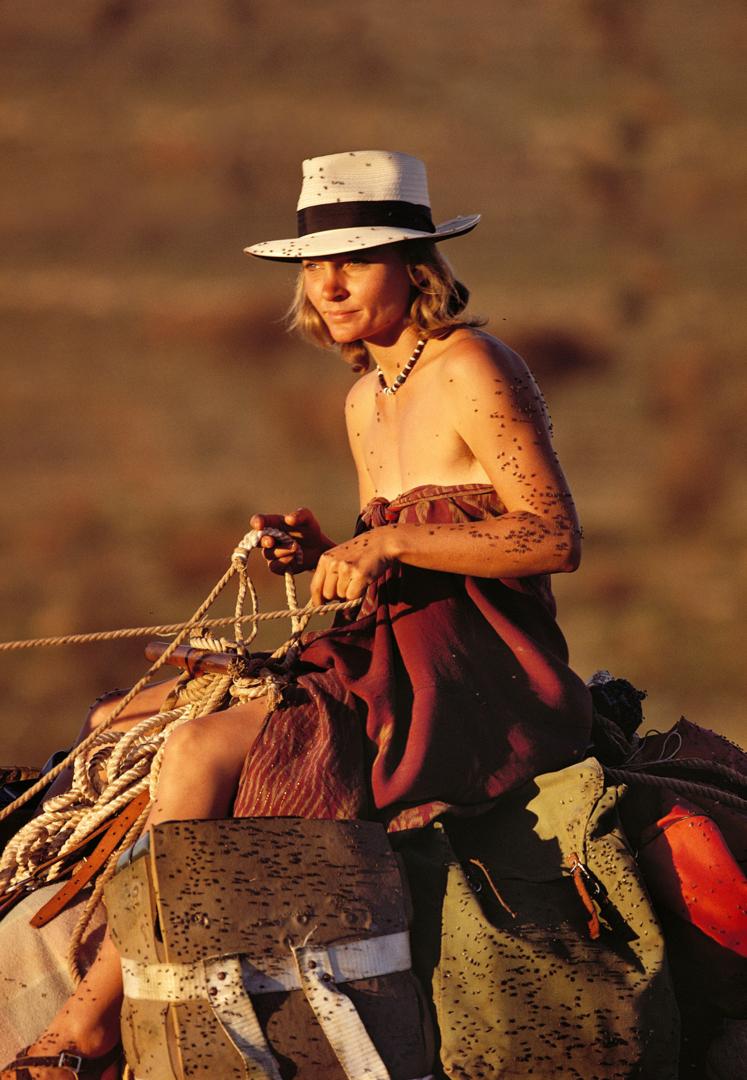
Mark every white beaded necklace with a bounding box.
[376,338,426,396]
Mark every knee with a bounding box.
[159,715,225,775]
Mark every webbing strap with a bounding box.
[204,956,283,1080]
[292,941,390,1079]
[121,929,412,1000]
[120,931,431,1080]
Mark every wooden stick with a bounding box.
[144,641,238,675]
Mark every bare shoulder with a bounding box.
[439,328,530,383]
[440,328,545,410]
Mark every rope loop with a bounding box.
[231,526,294,567]
[0,521,354,983]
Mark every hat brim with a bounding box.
[243,214,480,262]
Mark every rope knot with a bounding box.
[232,526,294,568]
[261,673,286,712]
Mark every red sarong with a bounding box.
[233,484,592,831]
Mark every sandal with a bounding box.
[1,1045,121,1079]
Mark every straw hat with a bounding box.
[244,150,480,261]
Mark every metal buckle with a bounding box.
[57,1051,83,1073]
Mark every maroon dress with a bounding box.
[233,483,592,832]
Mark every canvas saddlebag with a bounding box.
[393,758,682,1079]
[104,817,434,1080]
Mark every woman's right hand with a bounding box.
[249,507,334,575]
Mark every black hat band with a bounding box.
[297,199,436,237]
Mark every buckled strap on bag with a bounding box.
[121,929,412,1000]
[121,931,433,1080]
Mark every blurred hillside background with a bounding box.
[1,0,745,765]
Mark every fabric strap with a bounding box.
[204,956,283,1080]
[121,930,432,1080]
[121,929,411,999]
[292,941,391,1080]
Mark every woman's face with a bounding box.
[301,245,413,346]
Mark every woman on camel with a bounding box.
[2,150,592,1077]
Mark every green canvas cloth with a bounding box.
[394,757,680,1079]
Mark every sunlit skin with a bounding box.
[301,247,415,348]
[2,244,581,1076]
[254,245,581,605]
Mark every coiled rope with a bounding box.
[603,757,747,813]
[603,767,747,813]
[0,526,362,980]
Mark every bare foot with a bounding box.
[2,934,123,1078]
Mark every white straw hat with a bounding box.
[244,150,480,261]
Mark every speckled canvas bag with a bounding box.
[393,758,680,1080]
[105,817,435,1079]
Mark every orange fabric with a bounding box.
[639,797,747,958]
[633,716,747,863]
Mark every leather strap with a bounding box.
[0,884,29,920]
[29,789,150,928]
[2,800,129,895]
[0,805,136,921]
[568,851,601,941]
[9,1044,121,1076]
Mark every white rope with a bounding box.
[0,703,189,893]
[0,526,321,981]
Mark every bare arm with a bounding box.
[383,338,581,578]
[310,337,581,604]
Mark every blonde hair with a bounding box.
[285,240,485,372]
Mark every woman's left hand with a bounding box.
[309,530,395,606]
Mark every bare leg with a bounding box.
[143,696,268,825]
[3,695,269,1078]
